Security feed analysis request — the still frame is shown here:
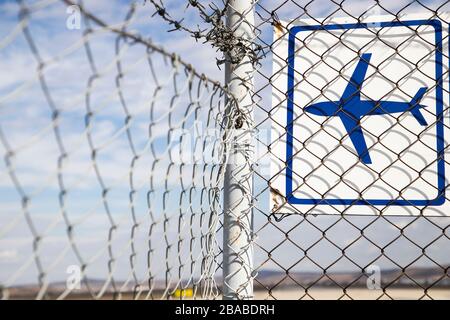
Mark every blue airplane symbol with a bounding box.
[304,53,428,164]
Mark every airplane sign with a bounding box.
[304,53,428,165]
[270,14,450,216]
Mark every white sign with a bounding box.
[270,13,449,216]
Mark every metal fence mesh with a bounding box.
[0,0,449,300]
[0,0,237,299]
[251,0,450,299]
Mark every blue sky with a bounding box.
[0,0,449,295]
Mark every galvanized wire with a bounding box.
[0,0,237,300]
[251,0,450,300]
[1,0,450,300]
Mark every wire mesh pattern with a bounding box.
[251,0,450,299]
[0,0,237,299]
[1,0,450,301]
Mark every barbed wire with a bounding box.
[145,0,264,67]
[1,0,450,300]
[0,0,239,300]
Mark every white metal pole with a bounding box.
[223,0,255,300]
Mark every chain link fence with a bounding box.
[0,0,449,300]
[252,0,450,299]
[0,0,239,299]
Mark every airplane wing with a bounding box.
[338,112,372,164]
[410,106,427,126]
[341,53,372,103]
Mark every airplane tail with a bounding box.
[410,87,428,126]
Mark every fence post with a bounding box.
[223,0,255,300]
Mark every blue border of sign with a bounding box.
[285,19,445,206]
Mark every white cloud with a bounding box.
[0,249,19,262]
[1,0,449,289]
